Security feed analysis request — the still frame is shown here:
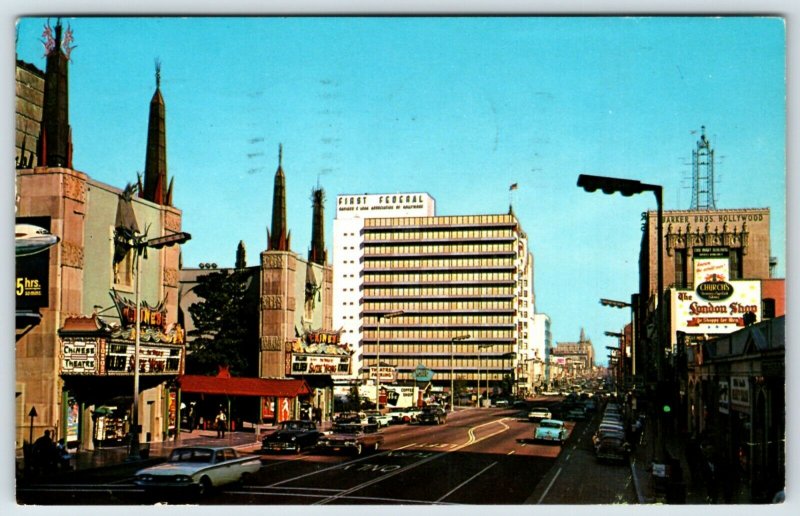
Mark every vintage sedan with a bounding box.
[533,419,568,444]
[363,410,391,428]
[417,405,447,425]
[134,446,261,496]
[594,434,631,463]
[317,422,384,455]
[527,406,552,422]
[261,420,321,453]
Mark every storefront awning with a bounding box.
[177,374,312,398]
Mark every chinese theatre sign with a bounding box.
[58,290,185,376]
[286,329,351,375]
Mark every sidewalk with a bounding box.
[16,428,269,484]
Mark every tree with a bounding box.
[186,269,257,377]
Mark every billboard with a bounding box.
[671,280,761,336]
[15,216,54,310]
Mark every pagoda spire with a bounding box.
[268,144,290,251]
[37,19,73,168]
[236,241,247,269]
[308,188,327,265]
[141,59,170,205]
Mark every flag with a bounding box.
[509,183,518,191]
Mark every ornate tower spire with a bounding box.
[141,59,170,205]
[236,241,247,269]
[308,188,327,265]
[37,19,74,168]
[268,144,290,251]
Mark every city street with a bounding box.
[16,405,636,506]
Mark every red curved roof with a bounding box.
[177,375,311,398]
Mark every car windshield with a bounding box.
[531,407,549,412]
[332,423,362,433]
[540,421,562,429]
[169,448,214,463]
[280,421,307,430]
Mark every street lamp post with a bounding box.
[477,344,492,407]
[127,231,191,460]
[450,335,470,412]
[578,173,666,463]
[375,311,404,413]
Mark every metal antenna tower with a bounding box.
[690,125,717,210]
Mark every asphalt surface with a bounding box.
[16,400,660,506]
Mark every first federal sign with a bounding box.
[413,364,434,382]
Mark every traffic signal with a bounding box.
[577,174,647,197]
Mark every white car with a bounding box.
[528,406,552,421]
[135,446,261,496]
[363,410,392,428]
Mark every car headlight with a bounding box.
[175,475,193,483]
[138,475,154,482]
[291,436,297,441]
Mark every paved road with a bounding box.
[19,402,642,506]
[18,407,566,505]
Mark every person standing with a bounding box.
[215,408,227,438]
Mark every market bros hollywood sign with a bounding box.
[671,280,761,336]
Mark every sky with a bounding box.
[11,15,787,367]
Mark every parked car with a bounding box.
[334,411,369,425]
[261,420,321,453]
[388,406,421,424]
[418,405,447,425]
[527,406,552,422]
[363,410,391,428]
[317,422,384,455]
[134,446,261,496]
[533,419,568,444]
[594,434,631,463]
[493,399,510,408]
[564,407,587,421]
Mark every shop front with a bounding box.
[176,370,312,432]
[287,329,352,424]
[58,302,186,451]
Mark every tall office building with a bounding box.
[333,193,435,378]
[357,211,535,398]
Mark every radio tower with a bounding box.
[690,125,717,210]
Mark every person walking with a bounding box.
[215,408,227,438]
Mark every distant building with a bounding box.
[551,329,595,380]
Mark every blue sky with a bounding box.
[13,16,786,366]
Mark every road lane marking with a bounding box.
[313,419,512,505]
[267,442,418,487]
[537,466,562,504]
[435,461,497,502]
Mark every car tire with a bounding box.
[239,472,253,486]
[197,476,212,497]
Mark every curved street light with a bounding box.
[375,311,404,413]
[128,231,191,460]
[578,173,666,464]
[450,335,470,412]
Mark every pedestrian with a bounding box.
[313,406,322,425]
[32,429,57,472]
[55,439,72,471]
[215,408,227,438]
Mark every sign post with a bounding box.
[28,406,37,444]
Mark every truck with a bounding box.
[358,385,420,409]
